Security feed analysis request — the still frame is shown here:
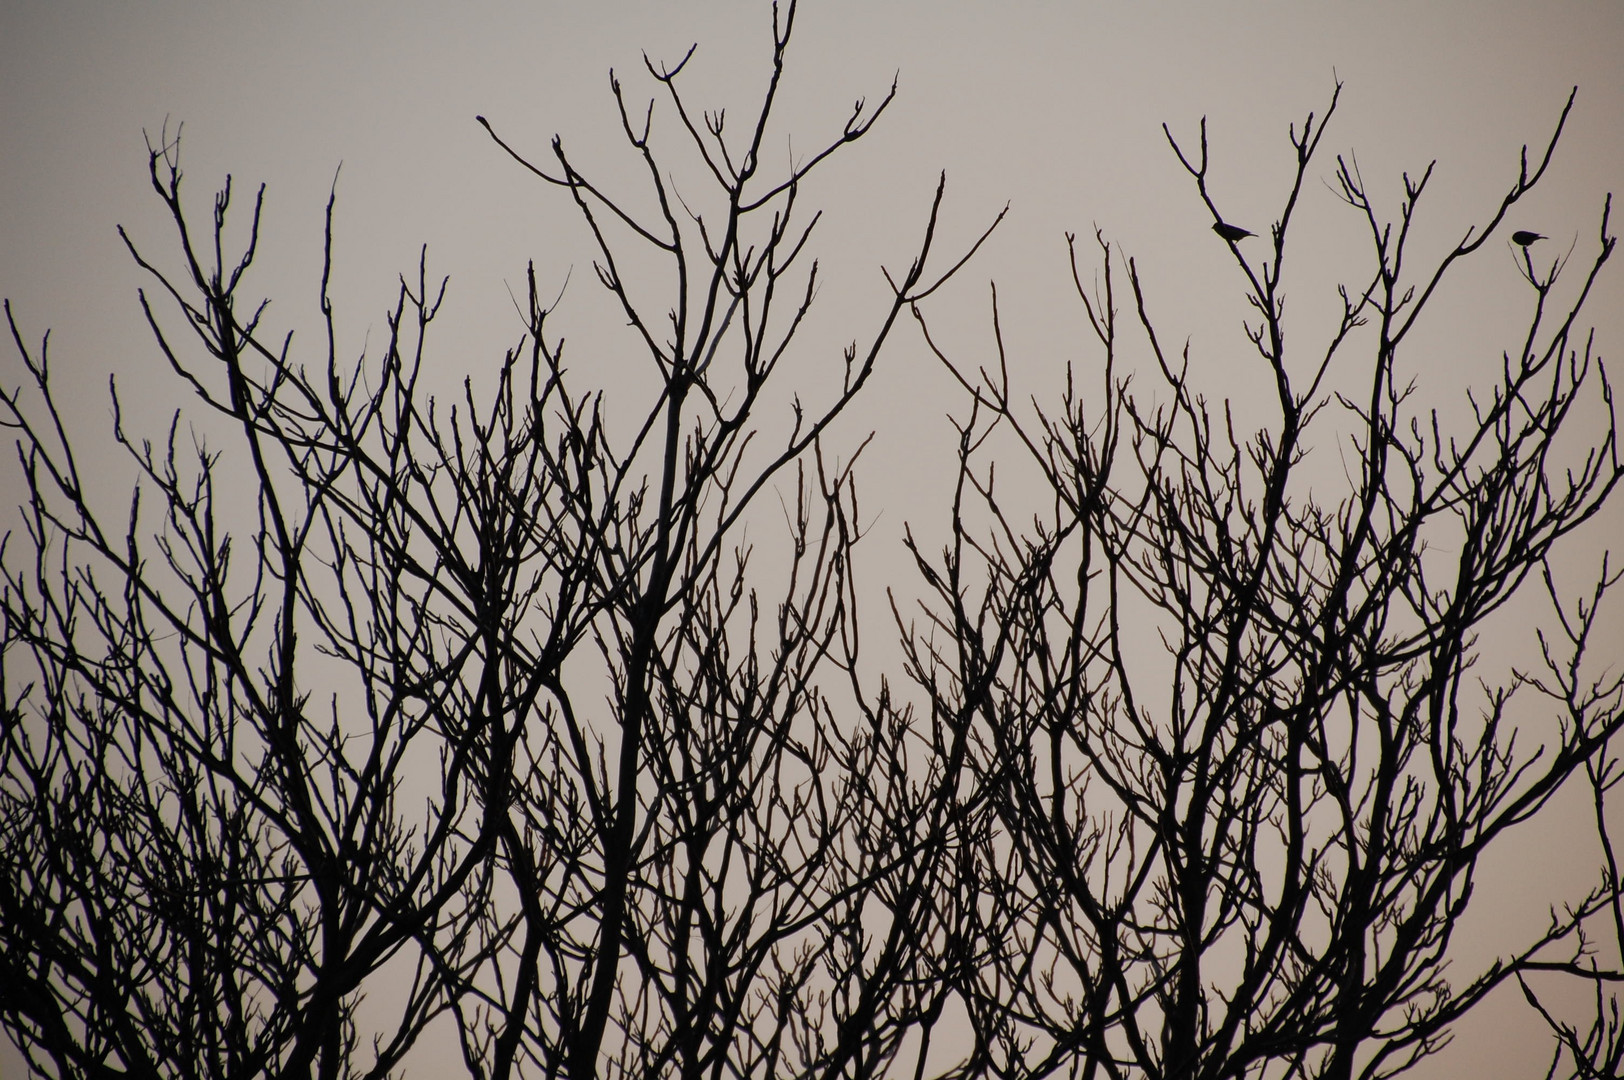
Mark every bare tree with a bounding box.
[0,4,997,1079]
[903,83,1623,1080]
[4,8,1622,1080]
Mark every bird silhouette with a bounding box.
[1212,222,1256,242]
[1511,230,1546,247]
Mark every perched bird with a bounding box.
[1511,230,1546,247]
[1212,221,1256,242]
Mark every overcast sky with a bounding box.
[3,1,1623,1076]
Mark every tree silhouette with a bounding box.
[903,84,1623,1080]
[2,5,1620,1080]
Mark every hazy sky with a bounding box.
[3,1,1623,1076]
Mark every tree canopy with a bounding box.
[2,5,1621,1079]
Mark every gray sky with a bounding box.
[3,1,1623,1076]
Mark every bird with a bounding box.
[1212,222,1256,243]
[1511,230,1546,247]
